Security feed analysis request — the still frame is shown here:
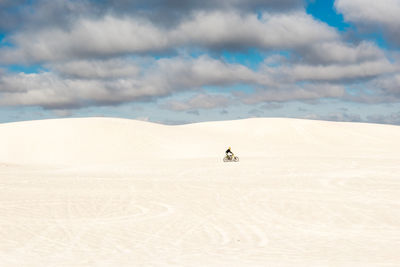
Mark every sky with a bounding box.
[1,0,400,125]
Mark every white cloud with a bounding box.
[153,55,272,89]
[0,72,167,109]
[373,74,400,94]
[303,41,385,64]
[50,58,141,79]
[285,59,396,81]
[0,11,339,63]
[359,74,400,103]
[172,11,338,49]
[162,93,232,111]
[335,0,400,45]
[0,56,263,109]
[335,0,400,27]
[0,16,168,63]
[1,51,398,109]
[238,83,345,104]
[340,73,400,104]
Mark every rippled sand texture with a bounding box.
[1,118,400,266]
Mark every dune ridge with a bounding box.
[1,117,399,165]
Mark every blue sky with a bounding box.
[306,0,350,30]
[1,0,400,125]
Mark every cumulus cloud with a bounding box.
[335,0,400,27]
[281,59,396,81]
[263,40,395,82]
[153,55,271,89]
[172,11,338,50]
[103,0,303,12]
[0,72,129,109]
[335,0,400,46]
[1,52,398,110]
[0,16,169,63]
[50,59,141,79]
[301,41,385,64]
[258,41,394,85]
[0,70,175,109]
[162,94,232,111]
[89,0,304,26]
[336,72,400,104]
[343,74,400,104]
[374,74,400,96]
[1,0,304,34]
[238,83,345,104]
[0,56,261,109]
[0,11,338,63]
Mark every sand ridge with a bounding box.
[1,117,399,165]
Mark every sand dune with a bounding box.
[1,117,400,266]
[1,117,399,165]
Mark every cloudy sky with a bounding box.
[1,0,400,125]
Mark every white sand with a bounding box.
[0,117,399,266]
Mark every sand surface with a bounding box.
[0,117,399,266]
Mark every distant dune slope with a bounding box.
[1,117,400,165]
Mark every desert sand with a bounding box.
[0,117,399,266]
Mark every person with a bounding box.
[226,147,233,159]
